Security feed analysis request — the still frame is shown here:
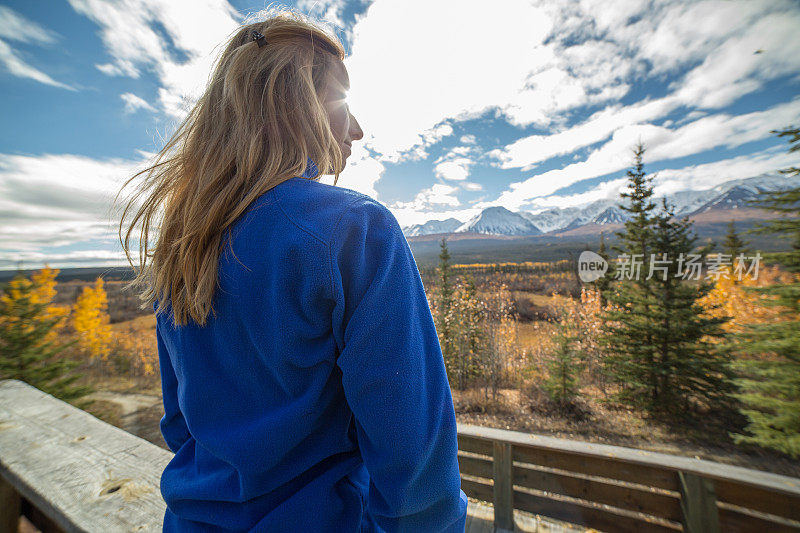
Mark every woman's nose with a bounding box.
[349,112,363,141]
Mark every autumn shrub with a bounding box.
[0,266,92,403]
[72,277,113,362]
[111,325,158,377]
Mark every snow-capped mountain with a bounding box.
[518,207,583,233]
[403,218,462,237]
[401,173,800,237]
[593,206,629,224]
[669,189,709,216]
[456,206,542,236]
[690,185,755,213]
[678,173,800,215]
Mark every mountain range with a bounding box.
[401,173,800,238]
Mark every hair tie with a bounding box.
[251,30,267,48]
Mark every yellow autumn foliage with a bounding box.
[452,260,571,271]
[72,277,113,361]
[0,265,70,343]
[113,326,158,376]
[699,264,791,333]
[545,287,615,392]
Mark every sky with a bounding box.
[1,0,799,270]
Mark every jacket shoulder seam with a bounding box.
[328,195,372,306]
[271,185,329,246]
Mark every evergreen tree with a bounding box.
[730,127,800,458]
[647,200,738,415]
[601,144,658,410]
[543,312,584,409]
[452,273,485,390]
[595,232,615,307]
[0,272,92,405]
[601,145,736,418]
[724,221,748,260]
[616,144,657,261]
[435,236,458,381]
[724,221,748,283]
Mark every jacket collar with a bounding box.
[300,157,319,179]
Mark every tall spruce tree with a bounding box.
[543,311,584,409]
[452,273,484,390]
[601,144,658,410]
[595,232,615,307]
[730,127,800,458]
[647,200,738,416]
[601,145,736,418]
[617,144,657,262]
[724,221,748,261]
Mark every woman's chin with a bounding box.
[338,152,350,172]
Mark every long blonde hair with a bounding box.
[116,9,346,327]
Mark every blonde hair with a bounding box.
[116,9,346,327]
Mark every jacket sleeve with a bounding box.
[155,321,191,453]
[329,196,468,533]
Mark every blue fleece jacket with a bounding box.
[154,160,468,532]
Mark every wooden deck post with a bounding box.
[0,474,21,533]
[679,471,720,533]
[492,441,514,532]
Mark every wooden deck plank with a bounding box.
[466,500,590,532]
[0,379,171,532]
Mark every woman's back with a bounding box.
[155,170,468,531]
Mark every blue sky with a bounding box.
[1,0,799,269]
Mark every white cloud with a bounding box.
[95,60,139,78]
[490,96,681,170]
[635,1,766,75]
[296,0,348,29]
[121,92,156,114]
[390,183,461,213]
[647,99,800,161]
[527,145,800,211]
[0,6,59,44]
[529,178,628,210]
[435,159,471,181]
[0,249,129,270]
[673,8,800,109]
[346,0,553,160]
[652,146,800,196]
[0,7,75,90]
[391,141,800,228]
[489,0,800,171]
[69,0,242,117]
[431,142,485,184]
[0,152,150,254]
[490,98,800,210]
[319,141,385,198]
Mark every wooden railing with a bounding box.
[0,379,170,532]
[458,424,800,532]
[1,378,799,532]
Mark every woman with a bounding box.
[117,9,468,533]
